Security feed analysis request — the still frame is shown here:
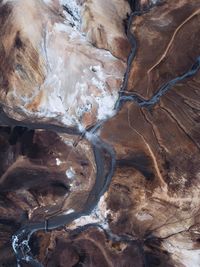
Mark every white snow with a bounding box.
[163,240,200,267]
[135,212,153,221]
[90,65,109,80]
[63,208,75,215]
[151,0,160,4]
[96,93,118,120]
[54,22,69,33]
[60,0,81,29]
[12,235,19,254]
[47,92,65,114]
[66,167,76,179]
[56,158,62,166]
[60,0,80,17]
[39,57,67,118]
[70,195,110,230]
[91,77,105,90]
[179,250,200,267]
[43,0,51,4]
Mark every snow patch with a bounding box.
[150,0,161,5]
[54,22,69,33]
[96,93,118,120]
[136,212,153,221]
[66,167,76,179]
[63,208,75,215]
[43,0,51,4]
[60,0,81,29]
[164,240,200,267]
[91,77,105,90]
[70,195,110,230]
[90,65,109,80]
[56,158,62,166]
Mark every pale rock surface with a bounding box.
[0,0,127,129]
[81,0,131,60]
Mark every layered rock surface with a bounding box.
[0,0,200,267]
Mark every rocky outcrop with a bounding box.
[0,0,127,128]
[81,0,131,60]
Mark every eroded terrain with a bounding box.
[0,0,200,266]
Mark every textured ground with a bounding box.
[0,0,200,266]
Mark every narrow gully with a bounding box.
[115,1,161,111]
[117,56,200,109]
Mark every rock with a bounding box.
[43,227,144,267]
[81,0,131,60]
[100,1,200,266]
[0,0,126,129]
